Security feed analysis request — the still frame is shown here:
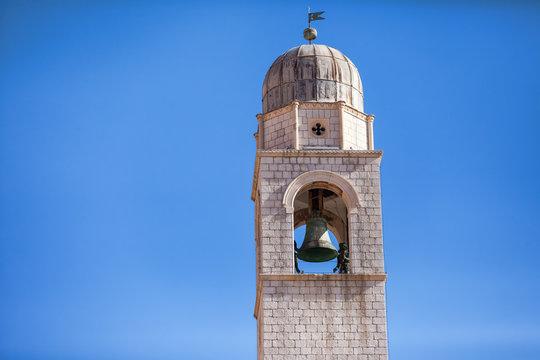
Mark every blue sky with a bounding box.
[1,1,539,359]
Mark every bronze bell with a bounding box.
[297,210,338,262]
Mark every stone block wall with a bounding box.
[259,277,388,360]
[263,110,295,150]
[257,152,384,275]
[342,111,368,150]
[258,102,372,152]
[254,103,386,360]
[297,108,340,148]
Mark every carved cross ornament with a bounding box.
[311,122,326,136]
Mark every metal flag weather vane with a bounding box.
[308,9,325,26]
[304,8,325,44]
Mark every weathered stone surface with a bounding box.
[260,279,388,360]
[256,153,384,275]
[254,43,387,360]
[257,101,373,152]
[263,45,364,114]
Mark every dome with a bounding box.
[262,44,363,114]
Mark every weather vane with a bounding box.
[304,7,325,44]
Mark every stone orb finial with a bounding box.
[303,27,317,41]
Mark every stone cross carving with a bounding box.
[312,122,326,136]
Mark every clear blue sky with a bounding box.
[1,1,539,359]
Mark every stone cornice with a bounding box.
[257,103,295,121]
[298,102,340,111]
[257,149,383,158]
[342,104,372,121]
[260,273,387,281]
[257,101,373,122]
[253,273,388,318]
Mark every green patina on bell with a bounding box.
[297,210,338,262]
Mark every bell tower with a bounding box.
[252,26,389,360]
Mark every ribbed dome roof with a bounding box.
[262,44,363,114]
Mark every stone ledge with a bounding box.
[257,149,383,158]
[258,101,372,122]
[253,273,387,318]
[260,273,387,281]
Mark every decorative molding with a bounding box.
[260,101,374,122]
[343,104,369,120]
[367,114,375,150]
[298,102,340,111]
[261,274,387,281]
[253,273,388,318]
[257,149,383,158]
[253,132,259,151]
[293,101,299,150]
[256,114,264,151]
[258,103,294,122]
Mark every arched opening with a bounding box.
[293,185,349,274]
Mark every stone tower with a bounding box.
[252,44,388,359]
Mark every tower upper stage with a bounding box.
[263,44,363,114]
[257,44,373,151]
